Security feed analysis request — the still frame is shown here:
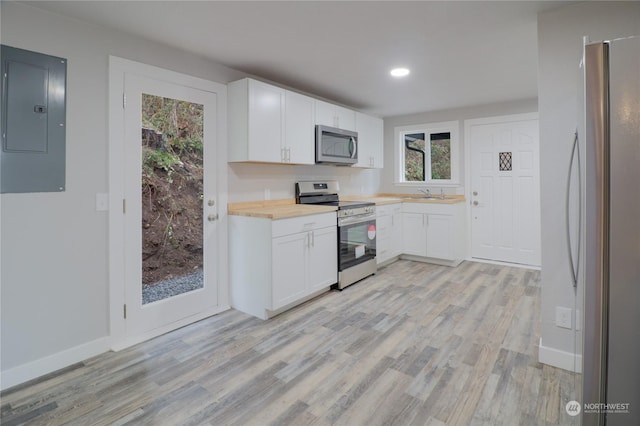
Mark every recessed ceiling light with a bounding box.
[390,67,410,77]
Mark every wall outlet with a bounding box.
[556,306,573,329]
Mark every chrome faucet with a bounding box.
[418,188,432,197]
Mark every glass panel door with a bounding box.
[123,73,219,338]
[141,94,204,304]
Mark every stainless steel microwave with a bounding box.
[315,125,358,165]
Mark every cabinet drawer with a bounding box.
[272,212,336,238]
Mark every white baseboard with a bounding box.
[1,306,230,391]
[538,338,583,373]
[0,336,111,391]
[467,257,541,270]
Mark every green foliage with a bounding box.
[405,138,425,181]
[142,94,204,166]
[404,137,451,181]
[142,148,180,175]
[430,139,451,179]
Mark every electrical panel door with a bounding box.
[1,45,67,193]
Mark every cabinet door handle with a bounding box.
[310,230,315,247]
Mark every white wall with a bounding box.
[0,1,244,387]
[537,1,640,370]
[381,98,538,195]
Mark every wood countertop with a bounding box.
[228,193,465,219]
[342,194,466,205]
[228,199,337,219]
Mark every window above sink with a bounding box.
[394,120,460,186]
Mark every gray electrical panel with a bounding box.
[1,45,67,193]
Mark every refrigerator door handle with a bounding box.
[565,130,582,288]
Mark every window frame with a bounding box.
[394,120,460,186]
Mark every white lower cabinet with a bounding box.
[401,202,465,266]
[230,212,337,319]
[271,232,308,309]
[402,212,427,257]
[377,204,402,264]
[426,214,453,260]
[306,226,339,292]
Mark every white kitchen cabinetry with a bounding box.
[401,202,465,266]
[402,212,427,257]
[284,90,315,164]
[355,112,384,169]
[228,78,314,165]
[315,99,356,130]
[230,212,337,319]
[426,214,453,260]
[271,232,307,308]
[376,204,402,265]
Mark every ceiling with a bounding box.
[25,1,575,117]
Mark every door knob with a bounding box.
[208,214,219,222]
[473,191,478,196]
[208,200,215,207]
[473,201,479,206]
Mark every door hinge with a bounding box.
[122,93,126,108]
[124,304,127,319]
[123,199,126,214]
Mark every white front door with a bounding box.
[109,57,227,347]
[467,114,541,266]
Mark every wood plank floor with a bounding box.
[1,260,581,425]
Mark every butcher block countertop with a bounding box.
[228,194,464,219]
[228,199,337,219]
[342,194,466,205]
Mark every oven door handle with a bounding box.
[338,215,376,227]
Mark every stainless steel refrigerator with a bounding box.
[581,36,640,426]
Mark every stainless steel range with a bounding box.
[296,181,376,289]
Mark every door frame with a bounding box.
[108,56,229,350]
[463,112,540,266]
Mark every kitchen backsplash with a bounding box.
[227,163,382,202]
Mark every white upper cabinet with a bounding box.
[229,78,382,166]
[228,78,284,163]
[354,112,384,169]
[284,90,315,165]
[315,100,356,131]
[228,78,315,165]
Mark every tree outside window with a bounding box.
[404,131,452,182]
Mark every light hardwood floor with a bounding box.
[1,260,580,425]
